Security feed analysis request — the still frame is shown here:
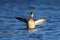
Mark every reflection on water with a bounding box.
[0,28,56,40]
[0,26,57,40]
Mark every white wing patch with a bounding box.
[35,19,47,25]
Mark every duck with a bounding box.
[16,12,48,30]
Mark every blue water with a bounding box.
[0,0,60,40]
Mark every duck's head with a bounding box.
[30,12,34,18]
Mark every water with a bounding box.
[0,0,60,40]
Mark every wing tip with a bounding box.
[43,18,48,22]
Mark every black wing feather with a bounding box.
[16,17,28,23]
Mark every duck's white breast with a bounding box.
[28,19,35,29]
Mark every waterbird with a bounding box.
[16,12,48,30]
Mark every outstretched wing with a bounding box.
[16,17,28,23]
[35,19,48,25]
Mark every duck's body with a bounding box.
[16,12,48,29]
[28,17,35,29]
